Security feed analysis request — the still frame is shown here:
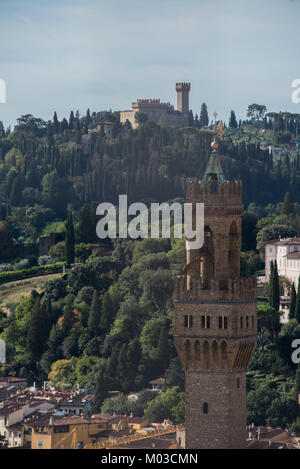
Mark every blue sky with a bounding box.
[0,0,300,128]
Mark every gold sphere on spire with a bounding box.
[211,136,218,150]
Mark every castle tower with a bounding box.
[176,82,190,116]
[174,136,257,449]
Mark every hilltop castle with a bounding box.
[174,135,257,449]
[120,82,190,128]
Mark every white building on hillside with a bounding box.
[265,237,300,287]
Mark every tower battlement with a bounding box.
[186,180,242,204]
[176,82,190,115]
[176,82,191,91]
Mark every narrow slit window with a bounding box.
[218,316,223,329]
[224,316,228,330]
[184,315,188,328]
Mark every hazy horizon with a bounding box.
[1,0,300,128]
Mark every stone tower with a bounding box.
[174,138,257,449]
[176,82,190,116]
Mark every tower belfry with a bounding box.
[174,130,257,449]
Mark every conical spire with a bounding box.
[202,137,225,184]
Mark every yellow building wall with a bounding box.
[31,422,107,449]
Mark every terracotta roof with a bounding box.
[285,251,300,259]
[128,416,148,424]
[59,394,93,407]
[0,378,27,384]
[118,432,177,449]
[247,440,288,449]
[149,378,165,385]
[267,238,300,246]
[0,403,25,415]
[25,412,108,428]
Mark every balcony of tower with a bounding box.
[174,275,257,302]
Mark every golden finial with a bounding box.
[211,119,224,150]
[213,111,218,122]
[217,121,224,140]
[211,136,218,150]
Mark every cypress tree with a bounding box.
[93,368,109,412]
[26,297,43,364]
[268,261,274,305]
[273,260,280,311]
[229,110,238,128]
[282,192,294,215]
[53,112,59,133]
[117,343,128,376]
[157,325,169,373]
[69,110,75,130]
[86,108,91,125]
[295,277,300,323]
[62,296,74,334]
[40,294,51,344]
[10,177,22,206]
[88,290,101,337]
[199,103,209,128]
[117,343,129,392]
[269,260,280,311]
[100,291,114,333]
[0,121,5,138]
[65,211,75,265]
[289,283,296,320]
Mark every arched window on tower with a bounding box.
[212,341,219,370]
[221,341,228,370]
[194,341,201,363]
[199,226,214,289]
[203,341,210,370]
[203,402,208,414]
